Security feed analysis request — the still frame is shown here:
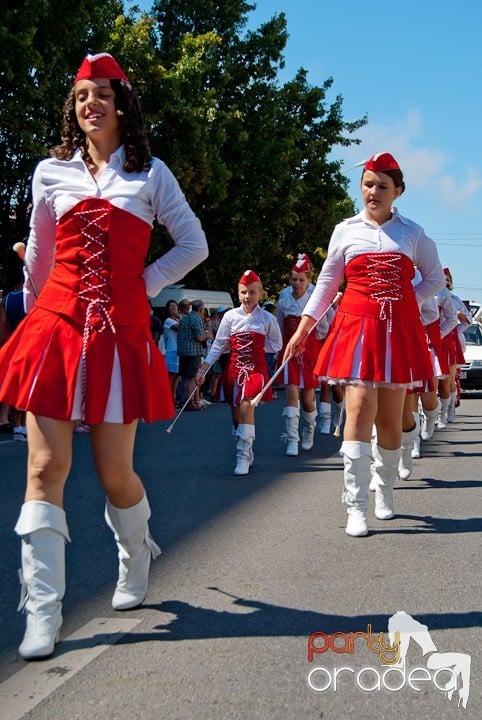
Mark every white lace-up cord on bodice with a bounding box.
[366,254,402,333]
[233,332,255,386]
[77,207,116,411]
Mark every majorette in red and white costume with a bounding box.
[301,152,445,538]
[426,291,458,377]
[304,174,444,388]
[439,267,472,423]
[276,253,330,456]
[410,270,457,445]
[441,267,470,366]
[276,254,328,389]
[3,53,208,663]
[200,270,282,477]
[204,271,282,406]
[0,55,208,426]
[413,268,457,380]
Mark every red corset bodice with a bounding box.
[283,314,301,340]
[230,331,266,385]
[339,252,418,331]
[35,198,152,329]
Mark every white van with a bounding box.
[150,284,234,313]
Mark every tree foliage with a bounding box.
[0,0,366,299]
[0,0,122,285]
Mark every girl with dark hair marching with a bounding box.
[0,53,208,659]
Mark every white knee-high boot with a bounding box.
[234,424,255,475]
[340,441,372,537]
[398,413,420,481]
[371,445,401,520]
[15,501,70,659]
[411,432,421,459]
[317,402,332,434]
[282,406,299,456]
[301,409,317,450]
[437,397,450,429]
[420,400,440,440]
[447,390,457,422]
[105,494,161,611]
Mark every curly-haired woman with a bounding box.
[0,53,208,659]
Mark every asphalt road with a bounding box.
[0,391,481,719]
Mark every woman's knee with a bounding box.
[25,449,70,504]
[98,470,143,505]
[28,447,71,483]
[285,385,299,405]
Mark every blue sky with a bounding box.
[248,0,482,300]
[136,0,482,300]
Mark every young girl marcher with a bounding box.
[439,267,472,426]
[284,152,445,537]
[0,53,208,659]
[276,253,329,456]
[195,270,282,475]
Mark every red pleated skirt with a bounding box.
[0,306,174,424]
[278,315,321,389]
[442,327,466,367]
[314,253,433,387]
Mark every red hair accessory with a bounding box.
[292,253,312,273]
[364,152,400,172]
[443,267,452,277]
[239,270,261,285]
[74,53,129,83]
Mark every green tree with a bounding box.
[0,0,123,287]
[0,0,366,301]
[142,0,366,297]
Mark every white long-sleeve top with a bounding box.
[276,286,330,339]
[24,146,208,311]
[414,268,457,337]
[450,291,472,351]
[434,288,458,337]
[303,209,445,320]
[450,292,472,328]
[204,304,283,365]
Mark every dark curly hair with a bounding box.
[51,79,152,173]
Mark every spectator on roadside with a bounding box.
[177,299,213,410]
[208,306,230,401]
[178,298,191,315]
[174,299,192,401]
[163,299,181,405]
[149,301,163,347]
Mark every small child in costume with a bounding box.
[196,270,282,475]
[276,253,328,455]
